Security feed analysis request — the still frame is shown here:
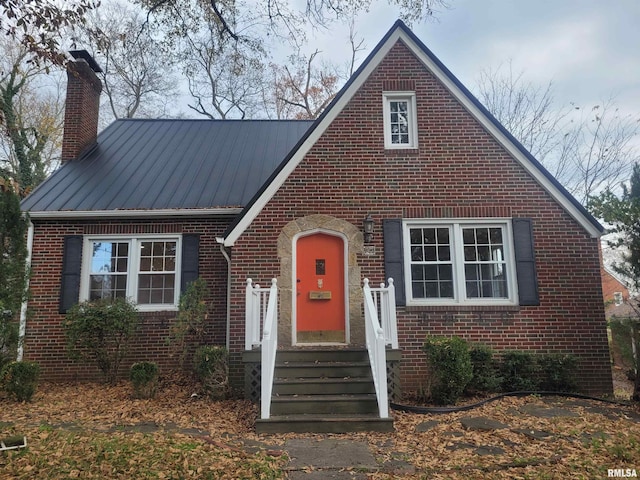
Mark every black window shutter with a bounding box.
[59,235,83,313]
[181,234,200,293]
[512,218,540,306]
[383,219,406,306]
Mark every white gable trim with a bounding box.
[222,25,601,247]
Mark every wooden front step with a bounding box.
[256,348,393,434]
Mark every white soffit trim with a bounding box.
[223,30,402,247]
[28,208,242,219]
[398,33,601,238]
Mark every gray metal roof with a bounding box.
[21,119,313,213]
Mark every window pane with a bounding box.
[425,265,438,280]
[478,245,490,261]
[411,264,424,281]
[476,228,489,244]
[411,246,423,262]
[410,228,422,244]
[438,246,450,261]
[464,245,476,261]
[490,228,502,244]
[424,246,437,261]
[462,228,475,244]
[436,228,449,244]
[152,257,164,271]
[140,257,151,272]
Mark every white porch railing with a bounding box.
[245,278,279,419]
[369,278,399,349]
[363,278,395,419]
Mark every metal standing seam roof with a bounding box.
[21,119,314,213]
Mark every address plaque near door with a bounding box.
[308,291,332,300]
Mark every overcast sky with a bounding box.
[307,0,639,117]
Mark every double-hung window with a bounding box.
[81,235,181,310]
[383,92,418,149]
[403,220,517,305]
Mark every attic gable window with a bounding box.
[80,235,181,311]
[383,92,418,149]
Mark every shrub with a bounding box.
[500,351,539,391]
[465,344,501,395]
[193,345,229,400]
[538,353,579,392]
[423,336,472,405]
[0,313,19,371]
[129,362,159,399]
[1,361,40,402]
[170,278,209,370]
[63,298,140,384]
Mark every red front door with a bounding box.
[296,233,346,343]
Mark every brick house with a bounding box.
[20,21,612,431]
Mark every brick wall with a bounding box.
[227,41,612,395]
[24,216,232,382]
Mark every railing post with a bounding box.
[245,279,254,351]
[261,278,278,419]
[386,278,398,349]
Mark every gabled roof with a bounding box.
[221,20,604,245]
[21,119,313,217]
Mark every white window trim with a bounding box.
[383,91,418,149]
[80,234,182,312]
[402,218,519,306]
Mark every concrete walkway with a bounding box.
[268,396,640,478]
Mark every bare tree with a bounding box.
[136,0,448,49]
[270,50,340,119]
[476,64,640,204]
[563,102,639,204]
[71,0,179,122]
[476,62,571,176]
[0,40,65,196]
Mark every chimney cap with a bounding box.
[69,50,103,73]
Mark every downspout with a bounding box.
[219,243,232,350]
[17,219,34,361]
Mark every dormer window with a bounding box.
[383,92,418,149]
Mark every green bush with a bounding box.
[465,344,501,395]
[1,361,40,402]
[129,361,159,399]
[0,314,19,372]
[538,353,578,392]
[500,351,539,391]
[63,298,140,384]
[423,336,472,405]
[170,278,210,370]
[193,345,229,400]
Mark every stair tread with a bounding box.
[274,377,372,383]
[276,361,370,366]
[272,393,376,401]
[258,413,390,421]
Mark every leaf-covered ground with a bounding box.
[1,374,639,479]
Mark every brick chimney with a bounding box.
[61,50,103,163]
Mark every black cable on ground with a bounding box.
[390,391,635,414]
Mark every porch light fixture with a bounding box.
[363,214,374,243]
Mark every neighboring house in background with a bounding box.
[601,265,633,319]
[20,21,612,431]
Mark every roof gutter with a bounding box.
[27,208,243,219]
